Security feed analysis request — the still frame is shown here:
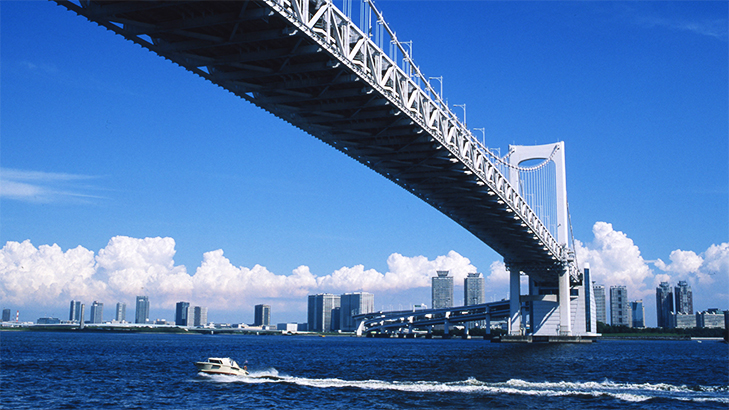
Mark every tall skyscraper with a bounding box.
[69,300,83,323]
[593,284,606,324]
[115,302,126,322]
[609,286,630,327]
[630,300,645,328]
[339,292,374,331]
[464,273,485,329]
[656,282,673,328]
[90,301,104,324]
[2,308,11,322]
[135,296,150,324]
[175,302,191,326]
[193,306,208,327]
[674,281,693,314]
[307,294,340,332]
[254,304,271,327]
[432,271,454,309]
[464,273,485,305]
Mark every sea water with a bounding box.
[1,331,727,409]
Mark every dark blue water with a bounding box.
[1,331,727,409]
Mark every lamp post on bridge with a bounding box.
[428,76,443,107]
[474,127,485,146]
[454,103,466,127]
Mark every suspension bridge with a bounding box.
[54,0,597,340]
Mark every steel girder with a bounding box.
[54,0,573,284]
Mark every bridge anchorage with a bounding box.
[55,0,597,342]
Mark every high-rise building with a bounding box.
[307,294,340,332]
[609,286,630,327]
[69,300,83,323]
[79,304,85,328]
[675,281,693,315]
[593,284,606,324]
[90,301,104,324]
[135,296,150,324]
[2,308,11,322]
[175,301,191,326]
[464,273,485,329]
[339,292,375,331]
[115,302,126,322]
[656,282,673,328]
[254,304,271,327]
[464,273,485,305]
[193,306,208,327]
[432,271,454,309]
[630,300,645,328]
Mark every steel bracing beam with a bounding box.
[54,0,574,284]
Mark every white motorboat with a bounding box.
[194,357,249,376]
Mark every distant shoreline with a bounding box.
[0,323,350,336]
[2,326,726,342]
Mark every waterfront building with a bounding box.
[69,300,83,323]
[254,304,271,327]
[432,271,454,309]
[464,273,485,305]
[90,301,104,324]
[673,313,696,329]
[37,317,61,324]
[674,281,693,314]
[464,273,485,329]
[135,296,150,324]
[277,323,299,333]
[696,309,726,329]
[340,292,374,332]
[115,302,126,322]
[307,293,340,332]
[593,284,606,324]
[656,282,673,328]
[630,300,645,328]
[609,286,630,327]
[2,308,10,322]
[193,306,208,327]
[175,301,191,326]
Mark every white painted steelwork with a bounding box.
[53,0,593,336]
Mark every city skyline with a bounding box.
[1,2,727,325]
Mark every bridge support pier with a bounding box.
[509,268,522,336]
[559,268,572,335]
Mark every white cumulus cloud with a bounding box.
[316,250,477,292]
[0,240,104,305]
[574,222,729,315]
[653,243,729,287]
[0,238,477,317]
[575,222,655,301]
[3,229,726,323]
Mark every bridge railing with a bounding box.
[268,0,566,262]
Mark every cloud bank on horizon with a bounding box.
[1,222,727,321]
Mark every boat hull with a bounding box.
[195,361,248,376]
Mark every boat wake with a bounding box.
[198,371,728,404]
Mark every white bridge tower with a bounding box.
[506,142,597,338]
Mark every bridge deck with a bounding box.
[56,0,567,282]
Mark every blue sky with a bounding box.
[1,1,727,326]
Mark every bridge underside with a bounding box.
[56,0,565,283]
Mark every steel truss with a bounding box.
[55,0,576,284]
